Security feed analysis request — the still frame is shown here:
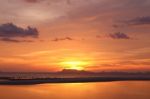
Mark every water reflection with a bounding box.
[0,81,150,99]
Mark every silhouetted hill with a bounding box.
[58,69,95,74]
[0,70,150,85]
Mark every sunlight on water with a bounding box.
[0,81,150,99]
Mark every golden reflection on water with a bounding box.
[0,81,150,99]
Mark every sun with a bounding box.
[60,60,88,70]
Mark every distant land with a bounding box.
[0,69,150,85]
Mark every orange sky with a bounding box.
[0,0,150,72]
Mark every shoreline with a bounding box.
[0,77,150,85]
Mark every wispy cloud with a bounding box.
[109,32,131,39]
[114,16,150,27]
[0,38,33,43]
[96,32,131,40]
[52,37,74,42]
[24,0,41,3]
[126,16,150,26]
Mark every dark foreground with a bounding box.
[0,77,150,85]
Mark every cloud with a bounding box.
[115,16,150,27]
[126,16,150,25]
[0,23,39,42]
[24,0,70,5]
[96,32,131,39]
[0,38,33,43]
[24,0,40,3]
[109,32,130,39]
[52,37,74,42]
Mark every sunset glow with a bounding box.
[0,0,149,72]
[60,60,89,70]
[0,1,150,99]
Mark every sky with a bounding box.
[0,0,150,72]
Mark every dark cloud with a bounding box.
[24,0,40,3]
[52,37,73,42]
[96,32,131,40]
[0,38,33,43]
[115,16,150,27]
[109,32,130,39]
[126,16,150,25]
[24,0,70,4]
[0,23,39,42]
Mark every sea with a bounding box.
[0,81,150,99]
[0,73,150,99]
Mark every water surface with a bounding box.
[0,81,150,99]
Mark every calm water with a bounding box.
[0,81,150,99]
